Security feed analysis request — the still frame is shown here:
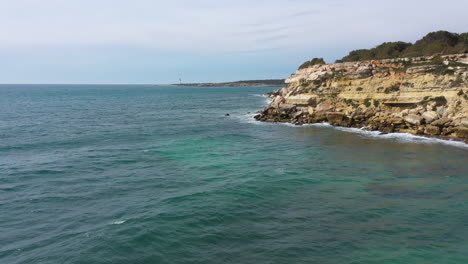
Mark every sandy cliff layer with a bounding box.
[255,53,468,142]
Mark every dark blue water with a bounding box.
[1,84,467,264]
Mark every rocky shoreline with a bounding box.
[255,54,468,143]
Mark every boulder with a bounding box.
[272,95,285,105]
[404,114,423,125]
[278,104,295,112]
[455,127,468,139]
[286,95,317,105]
[387,117,404,125]
[352,114,365,122]
[364,109,376,118]
[461,118,468,128]
[264,107,278,115]
[436,106,447,116]
[326,112,345,123]
[346,68,373,79]
[316,102,334,112]
[313,112,328,122]
[431,117,451,127]
[421,111,439,123]
[292,111,304,119]
[379,125,395,134]
[441,127,456,136]
[443,105,456,117]
[417,126,425,135]
[426,102,436,111]
[425,125,441,135]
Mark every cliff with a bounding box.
[255,53,468,142]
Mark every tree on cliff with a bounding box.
[338,31,468,62]
[338,42,412,62]
[298,58,326,70]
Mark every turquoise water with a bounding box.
[1,84,467,264]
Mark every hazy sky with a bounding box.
[1,0,467,84]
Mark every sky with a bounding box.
[0,0,467,84]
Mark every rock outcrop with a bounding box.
[255,53,468,142]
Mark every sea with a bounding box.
[1,84,467,264]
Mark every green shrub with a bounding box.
[339,31,468,62]
[434,96,447,105]
[384,84,400,93]
[431,55,444,64]
[430,65,455,75]
[298,58,326,70]
[335,73,345,80]
[363,99,371,107]
[373,100,380,107]
[415,31,460,46]
[299,79,312,87]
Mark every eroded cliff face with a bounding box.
[255,53,468,142]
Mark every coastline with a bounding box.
[257,117,468,145]
[248,93,468,147]
[254,54,468,144]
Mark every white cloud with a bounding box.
[1,0,467,52]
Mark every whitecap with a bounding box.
[234,113,269,125]
[250,93,272,105]
[241,112,468,148]
[332,126,468,149]
[111,220,126,225]
[307,122,333,127]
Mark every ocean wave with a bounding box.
[332,126,468,149]
[234,112,269,125]
[111,220,126,225]
[241,113,468,148]
[250,93,272,105]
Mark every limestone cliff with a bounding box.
[255,53,468,142]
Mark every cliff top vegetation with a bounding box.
[298,58,326,70]
[339,31,468,62]
[298,31,468,69]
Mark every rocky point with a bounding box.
[255,53,468,142]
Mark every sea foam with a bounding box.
[333,126,468,149]
[241,111,468,148]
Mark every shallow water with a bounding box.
[1,84,467,264]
